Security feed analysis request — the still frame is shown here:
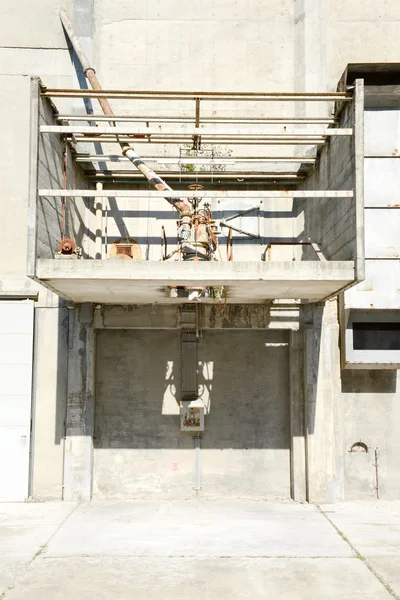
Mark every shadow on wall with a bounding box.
[54,303,70,444]
[341,369,397,393]
[93,329,291,450]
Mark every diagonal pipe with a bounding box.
[59,10,192,218]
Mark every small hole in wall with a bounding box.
[349,441,369,453]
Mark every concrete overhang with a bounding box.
[338,63,400,107]
[35,259,355,304]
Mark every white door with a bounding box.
[0,301,34,501]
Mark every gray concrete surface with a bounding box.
[0,502,76,595]
[1,501,399,599]
[321,502,400,597]
[93,329,290,500]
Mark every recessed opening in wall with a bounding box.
[353,322,400,350]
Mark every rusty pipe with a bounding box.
[59,10,191,218]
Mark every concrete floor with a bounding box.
[1,501,399,599]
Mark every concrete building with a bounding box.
[1,1,400,504]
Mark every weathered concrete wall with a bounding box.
[300,300,400,502]
[294,1,400,95]
[325,0,400,89]
[2,0,400,503]
[33,301,400,503]
[303,301,344,503]
[38,94,91,259]
[0,75,32,277]
[93,328,290,499]
[93,329,190,498]
[0,75,69,501]
[63,304,95,501]
[197,330,290,498]
[296,91,361,263]
[95,0,295,94]
[31,306,68,499]
[99,192,296,262]
[341,370,400,500]
[346,108,400,310]
[95,304,300,331]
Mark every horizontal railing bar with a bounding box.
[85,172,305,179]
[75,155,316,163]
[38,189,354,198]
[72,137,327,145]
[40,125,352,136]
[41,87,353,101]
[57,114,337,124]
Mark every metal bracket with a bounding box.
[261,241,326,261]
[220,205,261,239]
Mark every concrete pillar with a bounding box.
[289,330,307,502]
[294,0,328,120]
[304,301,345,503]
[63,304,95,501]
[31,305,68,499]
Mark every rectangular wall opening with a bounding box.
[353,322,400,350]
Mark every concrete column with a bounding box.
[289,330,307,502]
[294,0,328,119]
[63,304,95,501]
[304,301,345,503]
[31,305,68,499]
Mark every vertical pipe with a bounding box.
[95,182,103,259]
[194,434,201,493]
[62,142,68,239]
[104,201,108,258]
[28,304,39,498]
[193,98,201,150]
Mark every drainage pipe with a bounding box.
[59,11,192,219]
[194,434,201,494]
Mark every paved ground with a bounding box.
[1,500,399,599]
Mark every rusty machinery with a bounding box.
[59,11,218,263]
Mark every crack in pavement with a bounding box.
[317,505,400,600]
[1,503,79,599]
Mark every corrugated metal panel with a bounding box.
[0,302,34,501]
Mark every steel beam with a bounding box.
[85,171,305,180]
[38,189,354,199]
[74,155,317,163]
[41,87,353,101]
[57,114,338,124]
[40,125,353,136]
[71,137,327,145]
